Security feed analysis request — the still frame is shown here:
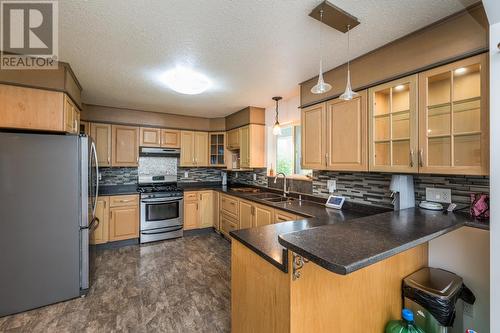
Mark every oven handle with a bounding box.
[141,226,183,235]
[141,197,183,203]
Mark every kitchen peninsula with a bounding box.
[230,208,484,332]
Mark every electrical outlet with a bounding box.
[235,172,239,178]
[253,173,257,181]
[425,188,452,203]
[184,171,189,178]
[464,302,474,318]
[327,179,336,193]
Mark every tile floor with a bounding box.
[0,233,231,332]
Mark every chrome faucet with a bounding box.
[274,172,288,197]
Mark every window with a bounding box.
[275,124,311,176]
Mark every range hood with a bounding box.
[139,147,180,157]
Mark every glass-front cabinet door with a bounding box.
[209,132,226,167]
[418,53,488,175]
[368,74,418,172]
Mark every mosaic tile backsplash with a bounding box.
[227,168,267,186]
[99,167,138,185]
[138,157,177,176]
[177,168,223,183]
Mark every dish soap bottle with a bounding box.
[269,164,275,177]
[386,309,425,333]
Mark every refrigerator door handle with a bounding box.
[91,141,99,219]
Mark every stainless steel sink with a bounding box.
[248,193,282,199]
[262,197,295,203]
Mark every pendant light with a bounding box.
[339,24,358,100]
[272,96,283,136]
[311,9,332,94]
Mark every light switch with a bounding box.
[327,179,336,193]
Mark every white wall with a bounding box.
[264,89,301,172]
[429,227,490,332]
[487,18,500,333]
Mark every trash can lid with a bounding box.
[404,267,463,299]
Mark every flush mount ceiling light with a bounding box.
[160,66,211,95]
[310,9,332,95]
[339,24,358,101]
[272,96,283,136]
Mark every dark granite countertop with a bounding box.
[98,184,139,196]
[277,208,477,275]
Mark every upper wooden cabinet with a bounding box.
[239,124,265,168]
[418,53,488,175]
[90,123,112,167]
[0,84,81,133]
[227,128,240,150]
[180,131,208,167]
[140,127,161,147]
[111,125,139,167]
[80,121,91,136]
[368,75,418,173]
[301,103,327,169]
[326,92,368,171]
[209,132,226,167]
[161,129,180,148]
[63,94,80,134]
[301,92,367,171]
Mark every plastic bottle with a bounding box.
[385,309,426,333]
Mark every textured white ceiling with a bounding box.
[59,0,477,117]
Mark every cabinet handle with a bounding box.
[119,199,134,203]
[74,119,78,132]
[107,156,110,164]
[409,149,414,168]
[251,206,255,215]
[419,149,424,167]
[110,211,113,220]
[325,153,328,165]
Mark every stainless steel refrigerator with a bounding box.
[0,132,99,317]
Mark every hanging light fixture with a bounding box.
[311,9,332,94]
[339,24,358,101]
[272,96,283,136]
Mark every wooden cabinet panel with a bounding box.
[227,128,240,150]
[183,200,199,230]
[194,132,209,167]
[90,196,109,245]
[221,194,239,219]
[209,132,226,166]
[325,91,368,171]
[184,192,198,201]
[254,204,273,227]
[109,194,139,208]
[161,129,180,148]
[369,75,418,173]
[90,123,112,167]
[221,212,238,237]
[112,125,139,167]
[239,125,265,168]
[198,191,214,228]
[63,94,79,134]
[140,127,161,147]
[80,121,91,136]
[418,53,488,175]
[0,84,64,132]
[109,205,139,241]
[180,131,195,167]
[239,200,254,229]
[274,210,297,223]
[301,103,326,169]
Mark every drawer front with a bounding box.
[220,213,238,236]
[184,192,198,202]
[221,195,239,218]
[274,210,297,223]
[109,194,139,207]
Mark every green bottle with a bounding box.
[386,309,426,333]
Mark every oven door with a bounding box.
[140,197,183,231]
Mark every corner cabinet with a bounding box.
[368,75,418,173]
[418,53,488,175]
[301,92,368,171]
[239,124,265,168]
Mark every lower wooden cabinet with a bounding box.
[183,190,216,230]
[90,194,139,244]
[90,196,109,245]
[254,203,274,227]
[238,200,254,229]
[220,213,238,237]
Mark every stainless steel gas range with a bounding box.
[138,175,184,243]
